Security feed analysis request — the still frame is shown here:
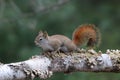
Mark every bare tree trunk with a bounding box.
[0,49,120,80]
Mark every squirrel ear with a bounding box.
[39,30,43,34]
[43,31,48,39]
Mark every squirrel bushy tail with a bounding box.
[72,24,101,48]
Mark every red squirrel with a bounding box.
[34,24,101,53]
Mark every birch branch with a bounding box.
[0,49,120,80]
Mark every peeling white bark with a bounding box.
[0,56,52,80]
[0,49,120,80]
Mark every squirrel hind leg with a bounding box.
[60,46,68,53]
[60,46,76,55]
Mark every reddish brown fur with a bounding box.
[72,24,101,48]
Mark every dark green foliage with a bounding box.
[0,0,120,80]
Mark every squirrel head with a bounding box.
[34,31,49,47]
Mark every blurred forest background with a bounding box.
[0,0,120,80]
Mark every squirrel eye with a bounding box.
[39,38,42,41]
